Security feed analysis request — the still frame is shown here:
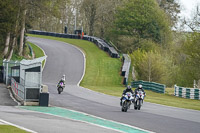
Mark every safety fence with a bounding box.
[121,54,131,85]
[3,56,46,103]
[3,60,20,85]
[174,85,200,100]
[11,78,24,101]
[28,30,120,58]
[132,80,165,93]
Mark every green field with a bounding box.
[27,34,200,111]
[0,125,28,133]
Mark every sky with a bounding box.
[179,0,200,19]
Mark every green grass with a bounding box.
[28,42,44,58]
[0,125,29,133]
[144,90,200,110]
[28,34,123,88]
[28,41,45,67]
[27,34,200,111]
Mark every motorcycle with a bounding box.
[134,90,145,110]
[57,82,64,94]
[121,92,134,112]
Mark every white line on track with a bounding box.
[0,119,37,133]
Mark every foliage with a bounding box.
[108,0,172,53]
[175,32,200,87]
[157,0,180,28]
[0,0,19,55]
[0,0,68,60]
[130,48,173,85]
[114,0,171,44]
[183,4,200,32]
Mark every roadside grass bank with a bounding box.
[28,41,45,66]
[27,34,200,111]
[27,34,123,88]
[28,42,44,58]
[0,125,28,133]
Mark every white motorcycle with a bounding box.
[121,92,134,112]
[134,90,145,110]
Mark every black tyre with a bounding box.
[138,100,142,110]
[134,106,137,110]
[58,87,62,94]
[122,101,128,112]
[124,108,127,112]
[124,101,128,112]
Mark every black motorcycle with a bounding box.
[57,82,64,94]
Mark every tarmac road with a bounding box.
[1,36,200,133]
[0,105,119,133]
[27,37,200,133]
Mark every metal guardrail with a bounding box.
[132,80,165,93]
[11,78,24,101]
[174,85,200,100]
[28,30,120,58]
[121,54,131,85]
[27,43,33,57]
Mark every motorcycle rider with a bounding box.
[120,85,134,106]
[134,84,145,97]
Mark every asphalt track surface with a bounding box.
[27,37,200,133]
[0,37,199,133]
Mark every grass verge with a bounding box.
[28,42,44,58]
[28,34,123,88]
[28,41,45,66]
[0,125,28,133]
[27,34,200,111]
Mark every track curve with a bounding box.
[28,37,200,133]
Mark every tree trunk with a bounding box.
[7,37,16,60]
[3,32,11,57]
[18,9,27,56]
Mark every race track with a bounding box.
[26,37,200,133]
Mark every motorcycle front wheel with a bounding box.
[138,100,142,110]
[58,87,63,94]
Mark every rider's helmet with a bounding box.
[62,74,66,81]
[138,84,142,89]
[127,85,131,90]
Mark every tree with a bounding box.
[130,49,171,84]
[157,0,180,28]
[0,0,20,58]
[0,0,67,59]
[183,4,200,32]
[178,32,200,87]
[112,0,171,52]
[81,0,97,36]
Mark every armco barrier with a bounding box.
[121,54,131,85]
[28,30,120,58]
[174,85,200,100]
[132,80,165,93]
